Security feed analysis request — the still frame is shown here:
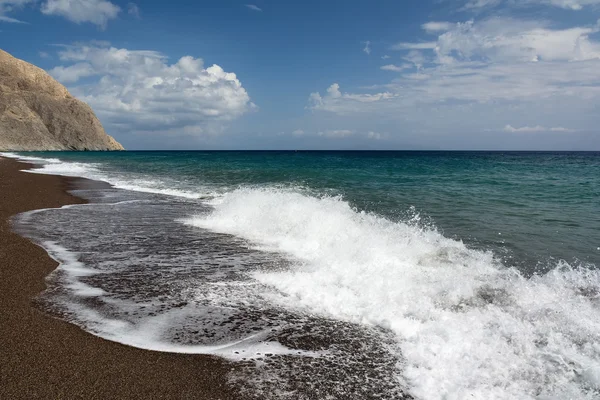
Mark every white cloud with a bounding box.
[363,41,371,55]
[380,64,411,72]
[503,125,575,132]
[308,83,396,114]
[308,18,600,136]
[245,4,262,11]
[423,18,600,63]
[292,129,305,136]
[402,50,428,69]
[39,51,50,58]
[49,62,95,82]
[422,21,455,33]
[544,0,600,9]
[0,14,22,22]
[41,0,120,28]
[311,61,600,113]
[391,17,600,71]
[381,55,390,60]
[318,130,354,138]
[49,43,254,136]
[0,0,34,23]
[464,0,600,10]
[367,131,388,140]
[550,127,577,132]
[391,41,437,50]
[462,0,503,10]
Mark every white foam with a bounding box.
[108,179,204,199]
[0,152,62,164]
[2,151,108,180]
[92,309,321,360]
[30,161,101,177]
[185,187,600,400]
[1,152,209,200]
[43,241,98,277]
[41,241,107,298]
[39,240,317,361]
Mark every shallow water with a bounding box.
[4,151,600,399]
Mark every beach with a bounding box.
[0,156,236,400]
[1,151,598,399]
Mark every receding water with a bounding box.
[4,151,600,399]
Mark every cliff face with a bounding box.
[0,49,124,151]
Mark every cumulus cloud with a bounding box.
[49,62,95,82]
[245,4,262,11]
[0,0,34,23]
[41,0,120,28]
[503,125,575,132]
[48,42,254,136]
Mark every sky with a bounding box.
[1,0,600,150]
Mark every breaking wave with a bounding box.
[186,187,600,400]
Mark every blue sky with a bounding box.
[1,0,600,150]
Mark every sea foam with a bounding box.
[185,187,600,400]
[5,151,599,398]
[1,152,206,199]
[33,227,312,361]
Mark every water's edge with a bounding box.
[3,151,599,400]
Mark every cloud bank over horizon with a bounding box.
[308,15,600,148]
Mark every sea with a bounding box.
[3,151,600,399]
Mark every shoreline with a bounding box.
[0,157,237,399]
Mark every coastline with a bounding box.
[0,157,236,399]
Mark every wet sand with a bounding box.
[0,157,237,399]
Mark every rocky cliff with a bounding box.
[0,49,124,151]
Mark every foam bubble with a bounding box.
[185,187,600,400]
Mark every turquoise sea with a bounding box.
[4,151,600,399]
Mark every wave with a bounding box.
[185,187,600,400]
[4,151,599,398]
[1,151,63,164]
[0,152,206,199]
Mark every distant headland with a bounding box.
[0,49,123,151]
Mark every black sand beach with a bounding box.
[0,157,237,399]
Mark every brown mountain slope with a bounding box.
[0,49,123,151]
